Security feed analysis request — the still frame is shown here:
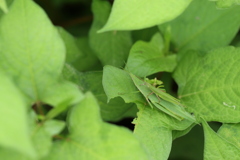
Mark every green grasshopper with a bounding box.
[128,72,196,122]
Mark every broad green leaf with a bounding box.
[57,27,84,65]
[202,119,240,160]
[0,73,35,158]
[103,65,144,104]
[133,104,172,160]
[79,71,137,121]
[44,92,149,160]
[159,0,240,52]
[126,33,177,77]
[99,0,192,32]
[133,103,193,160]
[0,0,65,101]
[89,0,132,67]
[218,123,240,148]
[173,47,240,123]
[0,0,8,13]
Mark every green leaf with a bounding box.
[126,33,177,77]
[212,0,240,8]
[218,123,240,148]
[131,26,159,43]
[174,47,240,123]
[74,37,100,71]
[0,0,8,13]
[202,119,240,160]
[79,71,137,121]
[0,0,65,101]
[41,80,84,107]
[0,148,30,160]
[61,64,81,85]
[30,118,65,158]
[57,27,84,65]
[159,0,240,52]
[0,73,35,158]
[99,0,192,32]
[0,113,65,160]
[103,66,194,159]
[45,99,73,120]
[172,123,195,140]
[44,92,149,160]
[103,65,144,104]
[89,0,132,67]
[103,66,193,125]
[133,104,172,160]
[133,103,193,160]
[103,65,195,122]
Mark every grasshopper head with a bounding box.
[144,77,164,89]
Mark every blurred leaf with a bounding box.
[0,0,8,13]
[159,0,240,52]
[0,0,65,101]
[174,47,240,123]
[99,0,192,32]
[79,71,137,121]
[131,26,158,43]
[211,0,240,8]
[0,73,35,158]
[41,80,84,107]
[57,27,84,64]
[61,64,81,85]
[0,113,65,160]
[89,0,132,67]
[126,33,177,77]
[58,28,100,71]
[74,37,100,71]
[0,148,30,160]
[45,99,73,120]
[44,92,149,160]
[30,118,65,158]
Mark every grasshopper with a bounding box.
[128,72,196,122]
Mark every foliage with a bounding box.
[1,0,240,159]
